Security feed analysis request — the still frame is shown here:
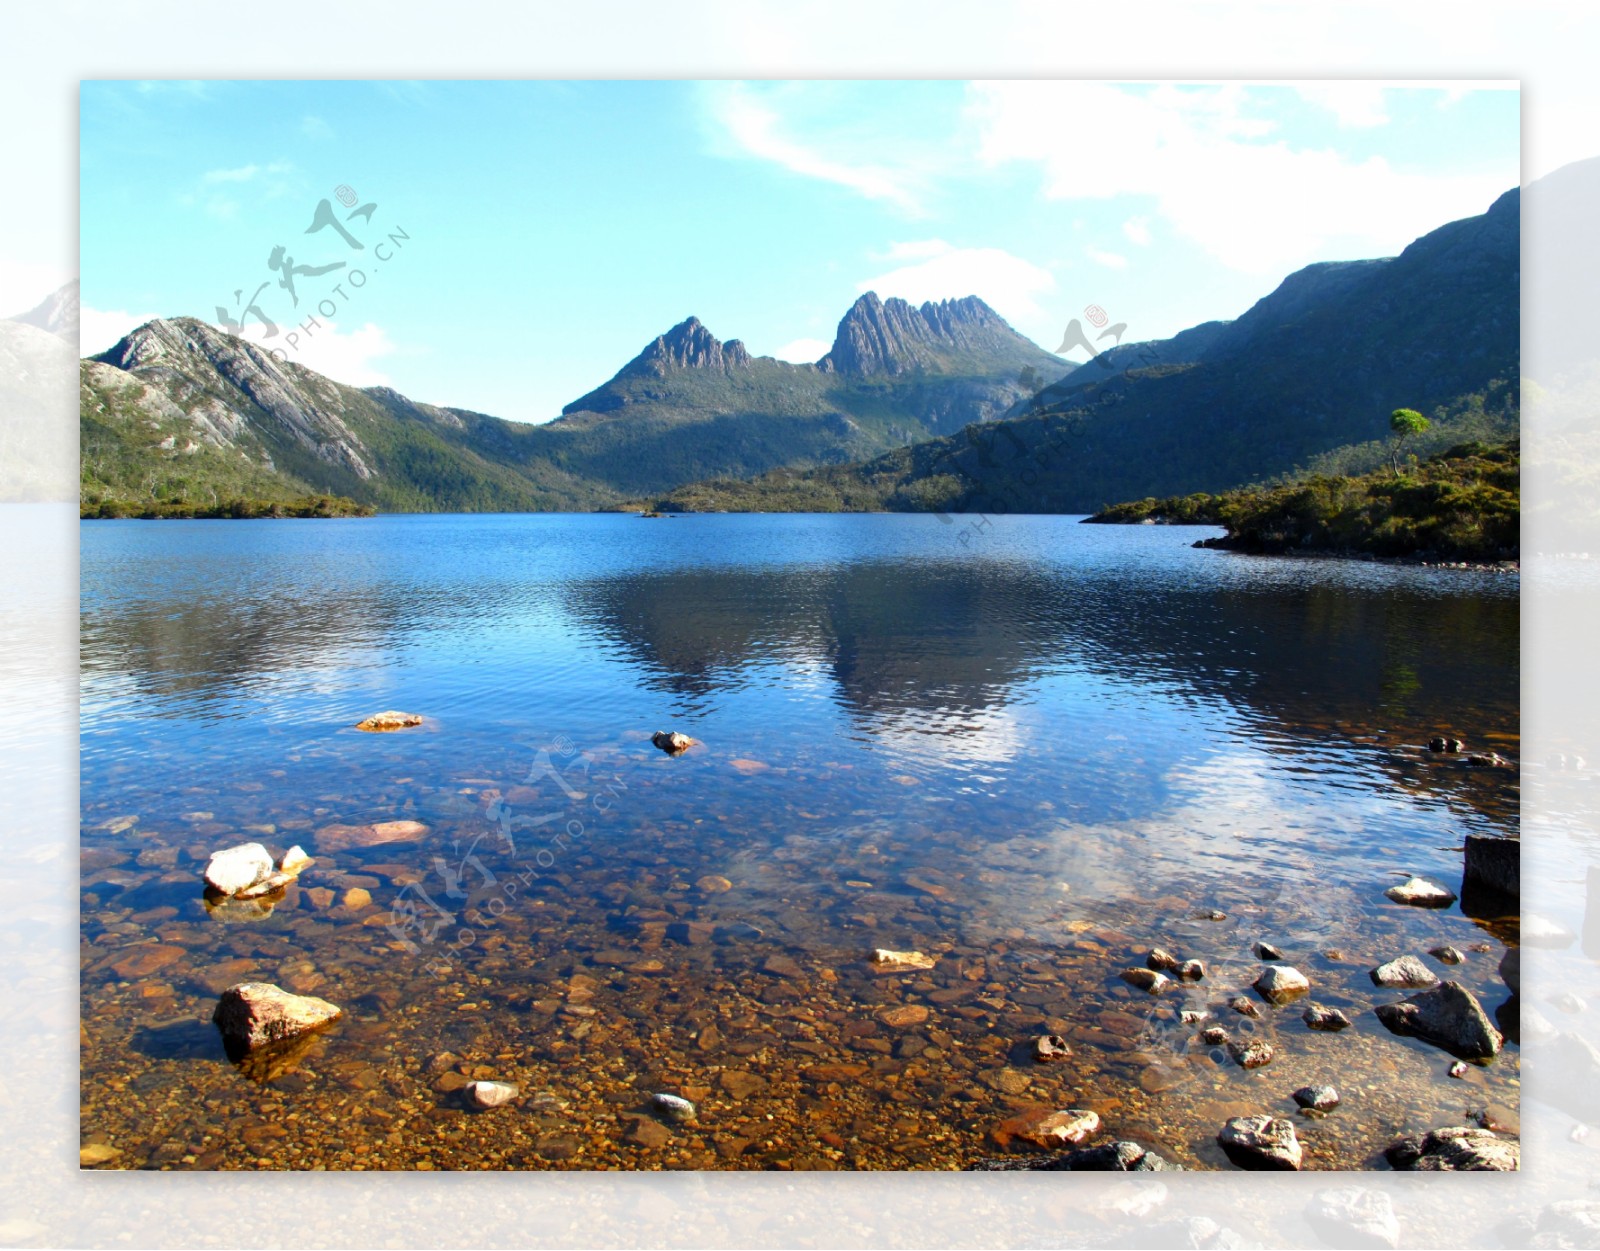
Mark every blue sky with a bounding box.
[80,80,1519,423]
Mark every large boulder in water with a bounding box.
[203,843,274,895]
[213,982,342,1051]
[1385,1125,1518,1171]
[1218,1115,1302,1170]
[1374,981,1503,1059]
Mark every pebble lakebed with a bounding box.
[80,730,1520,1172]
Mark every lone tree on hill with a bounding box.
[1389,407,1430,475]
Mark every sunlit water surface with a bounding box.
[79,513,1519,1171]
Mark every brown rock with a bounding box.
[354,710,423,732]
[107,945,187,980]
[342,887,373,910]
[877,1004,930,1028]
[314,820,428,853]
[719,1070,769,1099]
[305,887,336,910]
[625,1116,673,1148]
[696,875,733,894]
[212,982,342,1051]
[992,1107,1101,1150]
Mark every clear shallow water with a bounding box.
[79,513,1519,1171]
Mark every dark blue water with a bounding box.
[79,513,1520,1171]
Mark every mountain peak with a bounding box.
[7,279,78,342]
[561,316,755,415]
[821,292,1020,376]
[637,316,752,373]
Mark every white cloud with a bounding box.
[80,305,161,356]
[966,81,1514,275]
[858,239,1057,324]
[301,115,334,140]
[770,337,830,364]
[709,84,925,214]
[202,164,260,184]
[229,318,400,388]
[201,160,293,185]
[1122,215,1153,246]
[1296,83,1390,128]
[1085,245,1128,270]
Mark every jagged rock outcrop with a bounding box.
[820,292,1042,377]
[92,318,376,479]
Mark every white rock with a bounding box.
[649,1092,696,1122]
[203,843,274,895]
[467,1080,518,1109]
[1385,876,1457,907]
[235,871,293,899]
[278,845,314,877]
[870,948,936,973]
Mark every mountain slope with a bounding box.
[3,279,79,501]
[652,190,1519,514]
[537,295,1072,495]
[80,318,607,514]
[80,294,1072,513]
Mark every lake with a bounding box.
[79,512,1520,1170]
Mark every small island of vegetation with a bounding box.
[1086,438,1518,563]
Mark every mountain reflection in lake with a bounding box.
[80,513,1518,1171]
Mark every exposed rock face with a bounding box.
[212,982,342,1051]
[1463,833,1520,898]
[1370,955,1440,989]
[1218,1115,1302,1170]
[1374,981,1504,1059]
[820,292,1037,377]
[10,278,78,340]
[1385,1125,1519,1171]
[1385,876,1457,907]
[624,317,754,378]
[1305,1187,1400,1250]
[355,710,423,732]
[203,843,275,895]
[93,318,376,479]
[1254,964,1311,1003]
